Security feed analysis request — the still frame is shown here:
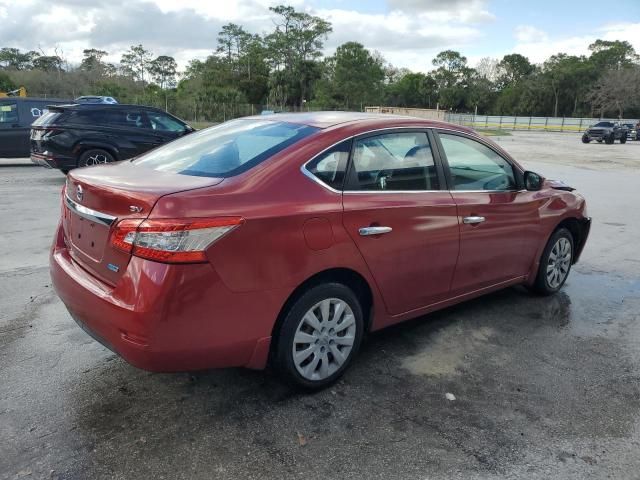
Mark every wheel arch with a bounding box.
[552,216,590,264]
[269,267,374,356]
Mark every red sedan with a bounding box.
[51,112,590,389]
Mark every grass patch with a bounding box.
[477,128,512,136]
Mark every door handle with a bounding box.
[359,226,393,236]
[463,216,486,225]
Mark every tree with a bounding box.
[0,71,15,91]
[120,44,153,86]
[475,57,500,82]
[316,42,385,110]
[588,67,640,118]
[0,48,38,70]
[497,53,534,87]
[149,55,177,89]
[589,40,639,70]
[32,55,63,72]
[386,72,437,108]
[80,49,109,72]
[265,5,332,106]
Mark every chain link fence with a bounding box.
[445,113,639,133]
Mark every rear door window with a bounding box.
[347,132,440,191]
[147,112,186,133]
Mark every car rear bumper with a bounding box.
[50,223,281,372]
[31,152,76,170]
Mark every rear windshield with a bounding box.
[134,119,319,178]
[32,111,62,127]
[593,122,614,127]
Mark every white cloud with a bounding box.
[386,0,495,23]
[511,22,640,64]
[514,25,548,43]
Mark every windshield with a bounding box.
[593,122,614,127]
[134,119,319,178]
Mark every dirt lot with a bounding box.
[1,131,639,479]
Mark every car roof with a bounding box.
[48,103,162,112]
[241,111,469,131]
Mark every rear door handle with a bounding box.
[359,226,393,236]
[463,216,486,225]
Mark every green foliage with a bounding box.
[0,71,15,91]
[0,4,638,120]
[315,42,385,110]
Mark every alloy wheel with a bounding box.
[87,154,109,165]
[546,237,572,289]
[292,298,356,381]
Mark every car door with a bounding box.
[0,101,25,157]
[342,130,459,317]
[101,109,163,159]
[434,130,541,295]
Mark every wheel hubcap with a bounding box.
[87,154,108,165]
[546,237,572,289]
[292,298,356,381]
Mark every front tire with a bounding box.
[273,283,364,390]
[605,134,615,144]
[581,135,590,143]
[533,228,574,295]
[78,149,115,168]
[620,136,627,144]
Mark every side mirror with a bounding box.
[524,171,544,191]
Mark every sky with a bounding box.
[0,0,638,72]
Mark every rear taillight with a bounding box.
[110,217,244,263]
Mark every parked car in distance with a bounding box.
[622,123,636,140]
[31,104,195,173]
[0,97,70,158]
[75,96,118,104]
[582,121,628,144]
[51,112,591,390]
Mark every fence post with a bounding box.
[579,118,584,131]
[514,116,517,131]
[485,115,488,129]
[499,116,503,129]
[561,117,565,132]
[544,117,549,132]
[528,116,532,130]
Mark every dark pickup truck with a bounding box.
[581,121,629,144]
[0,97,70,157]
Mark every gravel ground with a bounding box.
[1,131,639,480]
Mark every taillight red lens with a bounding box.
[111,219,144,253]
[110,217,243,263]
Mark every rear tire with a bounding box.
[273,283,364,390]
[620,136,627,144]
[581,135,590,143]
[533,228,574,295]
[78,149,115,168]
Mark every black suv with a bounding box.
[30,104,194,173]
[581,121,628,144]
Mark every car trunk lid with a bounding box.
[63,161,223,285]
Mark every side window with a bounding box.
[147,112,186,133]
[0,103,18,125]
[439,133,516,191]
[349,132,439,191]
[305,140,351,191]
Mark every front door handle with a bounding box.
[463,216,486,225]
[359,226,393,236]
